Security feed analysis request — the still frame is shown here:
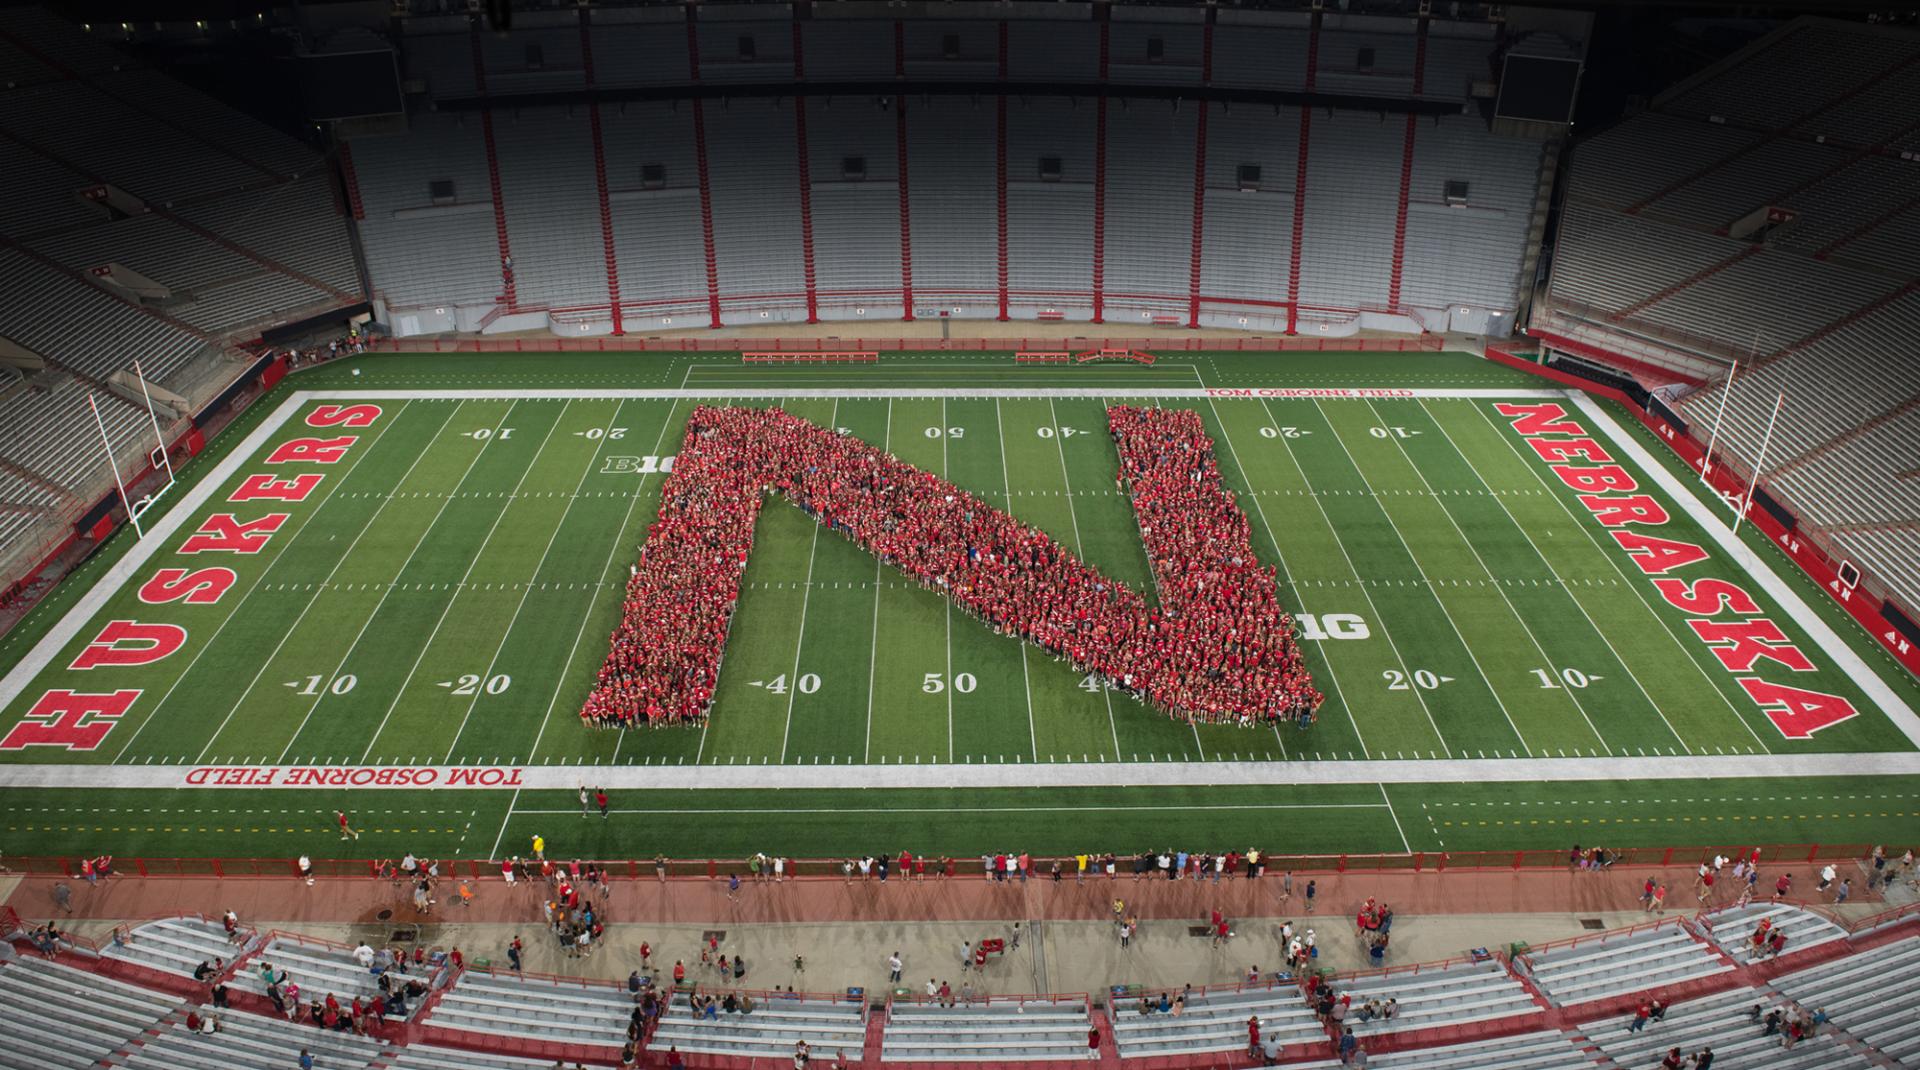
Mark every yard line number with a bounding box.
[923,672,976,694]
[1531,668,1601,690]
[1383,668,1453,691]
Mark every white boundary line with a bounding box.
[288,387,1570,401]
[7,750,1920,790]
[1574,394,1920,747]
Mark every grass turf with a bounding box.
[0,349,1916,863]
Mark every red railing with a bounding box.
[0,843,1876,886]
[367,335,1444,355]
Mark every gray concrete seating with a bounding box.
[650,990,866,1061]
[422,969,634,1047]
[1773,936,1920,1064]
[1341,959,1541,1036]
[0,956,181,1069]
[230,938,393,1009]
[1580,987,1870,1070]
[884,998,1088,1062]
[1706,904,1848,966]
[114,1007,389,1070]
[1523,922,1730,1006]
[1366,1030,1585,1070]
[104,917,247,980]
[389,1045,564,1070]
[1112,983,1322,1059]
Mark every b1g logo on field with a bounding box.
[600,455,676,475]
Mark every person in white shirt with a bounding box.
[354,943,375,970]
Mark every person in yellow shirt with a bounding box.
[1075,854,1088,883]
[532,834,545,860]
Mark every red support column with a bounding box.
[996,20,1010,322]
[335,143,365,221]
[1186,12,1215,329]
[687,6,722,329]
[1285,9,1321,335]
[895,21,914,322]
[469,30,518,311]
[580,11,624,335]
[1385,14,1429,311]
[1091,18,1109,325]
[792,19,819,324]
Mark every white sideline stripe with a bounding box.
[287,387,1569,401]
[3,751,1920,789]
[1574,395,1920,748]
[0,392,308,716]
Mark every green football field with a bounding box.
[1,349,1917,867]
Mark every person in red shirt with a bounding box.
[1247,1016,1261,1056]
[672,960,686,984]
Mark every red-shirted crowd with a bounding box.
[581,405,1320,729]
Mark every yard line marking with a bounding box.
[779,399,837,765]
[271,401,523,764]
[485,786,520,861]
[186,401,462,765]
[1048,396,1123,762]
[108,399,413,762]
[1248,397,1432,757]
[994,399,1040,763]
[1316,398,1541,755]
[1462,401,1769,751]
[862,399,893,764]
[358,401,570,762]
[1359,395,1612,756]
[441,402,626,762]
[517,802,1400,816]
[942,397,954,762]
[1419,398,1700,753]
[1380,782,1412,854]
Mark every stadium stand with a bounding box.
[389,1046,562,1070]
[882,996,1089,1062]
[1368,1031,1586,1070]
[230,934,414,1012]
[120,1009,392,1070]
[1111,983,1323,1059]
[104,916,250,979]
[420,968,631,1046]
[0,955,181,1069]
[1520,920,1730,1006]
[0,6,363,585]
[1704,904,1849,966]
[1534,15,1920,617]
[1578,988,1867,1070]
[1340,958,1540,1035]
[1772,936,1920,1064]
[650,991,867,1061]
[358,6,1553,336]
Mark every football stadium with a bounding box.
[0,1,1917,1067]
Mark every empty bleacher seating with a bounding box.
[649,990,867,1061]
[1580,988,1868,1070]
[1773,936,1920,1064]
[884,997,1089,1062]
[389,1045,563,1070]
[104,916,248,979]
[1522,921,1729,1006]
[1704,904,1848,966]
[0,955,180,1070]
[1367,1030,1585,1070]
[1340,958,1540,1037]
[1111,983,1322,1059]
[421,968,632,1047]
